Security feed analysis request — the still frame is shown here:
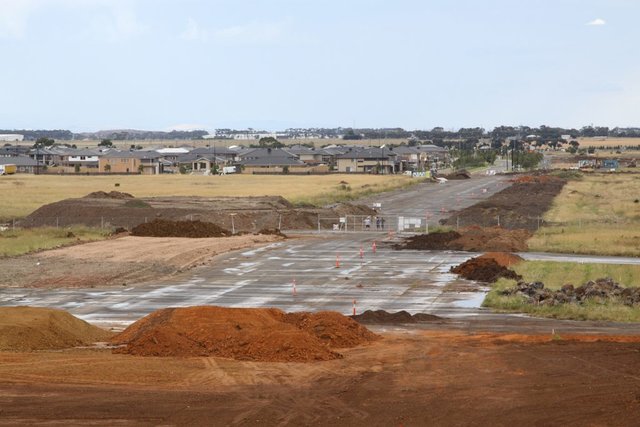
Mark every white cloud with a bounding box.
[180,18,208,41]
[0,0,146,40]
[212,21,284,44]
[179,19,287,45]
[102,6,148,41]
[586,18,606,26]
[0,0,37,39]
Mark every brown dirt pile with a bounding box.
[451,257,522,283]
[395,227,530,252]
[84,191,134,199]
[478,252,523,267]
[0,307,113,351]
[351,310,443,324]
[131,219,231,238]
[21,194,376,232]
[441,175,566,231]
[111,306,379,362]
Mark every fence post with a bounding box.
[497,215,500,227]
[56,217,59,229]
[317,214,320,232]
[101,216,104,229]
[278,214,282,230]
[12,218,15,230]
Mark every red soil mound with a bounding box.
[478,252,524,267]
[111,306,378,362]
[395,227,530,252]
[451,257,522,283]
[131,219,231,238]
[0,307,113,351]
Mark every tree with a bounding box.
[138,164,145,174]
[104,164,111,173]
[74,164,81,173]
[342,129,363,140]
[33,137,54,148]
[98,139,113,147]
[258,136,284,148]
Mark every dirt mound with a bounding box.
[283,311,379,348]
[502,277,640,306]
[0,307,112,351]
[21,194,376,232]
[440,169,471,180]
[393,231,462,250]
[351,310,443,324]
[83,191,134,199]
[395,227,530,252]
[111,306,379,362]
[441,175,566,231]
[478,252,523,267]
[451,257,522,283]
[257,228,287,237]
[452,227,531,252]
[131,219,231,238]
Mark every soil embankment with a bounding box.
[111,306,379,362]
[21,193,376,232]
[395,227,531,252]
[440,175,567,231]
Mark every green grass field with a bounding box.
[528,173,640,256]
[483,260,640,322]
[0,174,419,220]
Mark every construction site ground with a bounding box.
[3,169,640,425]
[1,330,640,426]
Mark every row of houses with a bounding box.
[0,143,450,174]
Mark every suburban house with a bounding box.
[0,156,38,173]
[177,153,227,173]
[99,150,168,174]
[336,147,399,173]
[0,145,30,157]
[61,148,101,169]
[238,148,313,173]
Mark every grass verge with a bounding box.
[0,227,110,257]
[482,260,640,322]
[530,173,640,256]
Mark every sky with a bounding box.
[0,0,638,132]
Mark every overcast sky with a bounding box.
[0,0,637,132]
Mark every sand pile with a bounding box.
[0,307,113,351]
[451,257,522,283]
[395,227,530,252]
[111,306,379,362]
[352,310,443,324]
[131,219,231,238]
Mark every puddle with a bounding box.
[452,291,488,308]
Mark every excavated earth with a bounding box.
[20,192,376,232]
[0,307,113,351]
[395,226,531,252]
[451,257,522,283]
[111,306,379,362]
[440,175,567,231]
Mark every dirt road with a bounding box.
[1,330,639,426]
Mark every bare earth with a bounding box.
[0,235,283,288]
[0,330,639,426]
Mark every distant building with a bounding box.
[0,134,24,142]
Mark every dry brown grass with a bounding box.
[529,173,640,256]
[576,137,640,148]
[0,174,417,220]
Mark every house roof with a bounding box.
[238,148,297,160]
[101,150,163,160]
[0,155,38,166]
[241,156,306,167]
[190,146,239,156]
[336,147,398,160]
